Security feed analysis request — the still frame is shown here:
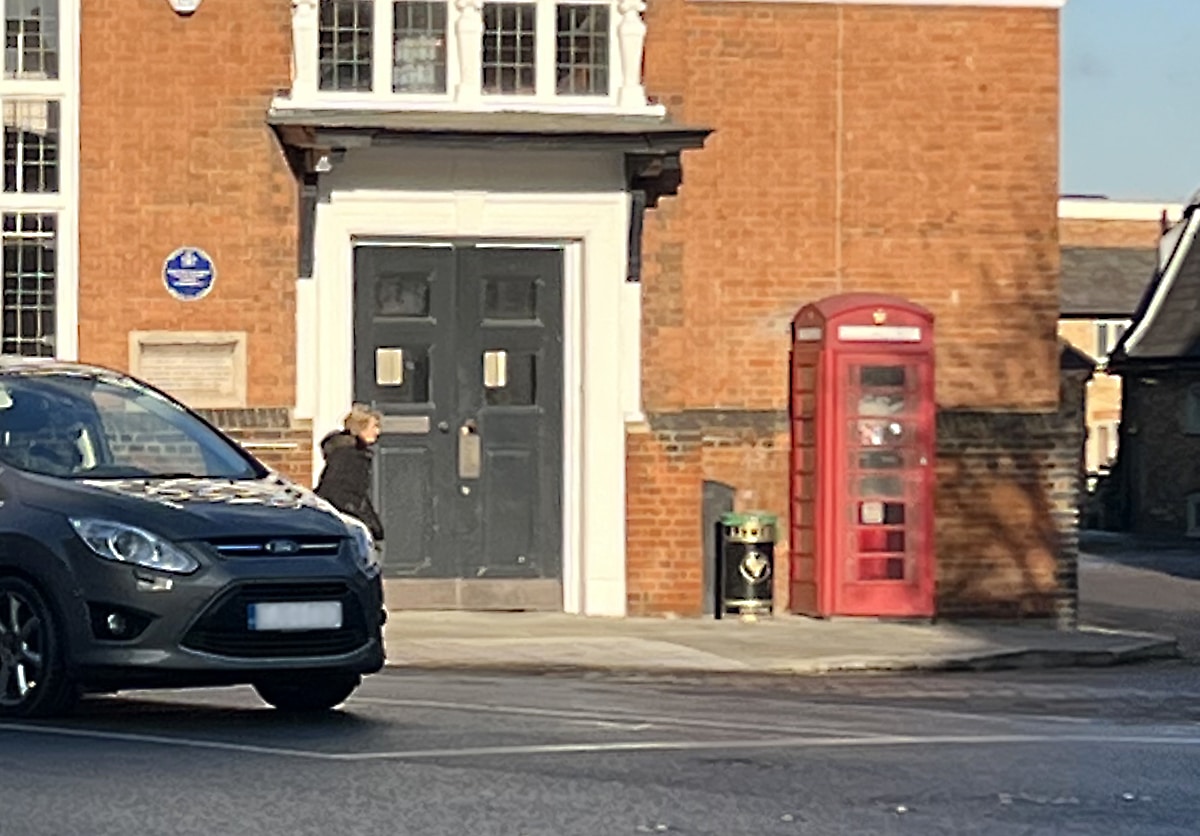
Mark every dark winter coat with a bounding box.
[313,430,385,541]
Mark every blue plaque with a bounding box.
[163,247,216,301]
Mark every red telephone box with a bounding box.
[788,294,935,618]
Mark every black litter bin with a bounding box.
[716,511,776,618]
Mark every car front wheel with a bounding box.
[253,672,361,712]
[0,576,78,719]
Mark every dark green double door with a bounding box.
[354,244,563,590]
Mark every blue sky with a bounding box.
[1062,0,1200,202]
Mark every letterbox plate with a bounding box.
[458,426,482,479]
[380,415,430,434]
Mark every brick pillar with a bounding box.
[626,423,704,615]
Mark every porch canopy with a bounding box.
[267,108,712,208]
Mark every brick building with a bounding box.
[21,0,1075,618]
[1057,198,1180,476]
[1108,191,1200,537]
[631,0,1073,619]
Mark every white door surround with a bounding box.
[299,146,638,616]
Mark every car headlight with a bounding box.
[69,518,200,575]
[339,513,380,577]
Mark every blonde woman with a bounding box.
[314,403,385,544]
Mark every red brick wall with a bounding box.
[626,427,704,614]
[79,0,297,407]
[199,409,314,486]
[641,2,1061,412]
[935,367,1088,621]
[629,2,1064,616]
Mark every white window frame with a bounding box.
[1186,384,1200,436]
[1094,318,1130,360]
[0,0,79,361]
[1092,420,1118,469]
[686,0,1066,6]
[1188,493,1200,538]
[284,0,658,115]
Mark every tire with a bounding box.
[0,576,78,719]
[253,672,361,713]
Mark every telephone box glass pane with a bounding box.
[841,359,924,591]
[854,420,906,447]
[857,529,905,553]
[859,501,905,525]
[858,392,906,417]
[795,365,816,391]
[798,419,815,443]
[859,475,903,496]
[858,557,906,581]
[859,449,904,469]
[857,365,909,418]
[860,366,906,388]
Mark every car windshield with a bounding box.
[0,370,264,480]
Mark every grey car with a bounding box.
[0,360,386,718]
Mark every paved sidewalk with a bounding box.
[381,610,1178,677]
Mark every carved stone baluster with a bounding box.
[455,0,484,105]
[616,0,647,109]
[292,0,320,101]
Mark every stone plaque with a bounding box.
[130,331,248,408]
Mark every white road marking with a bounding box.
[350,696,882,738]
[751,698,1104,728]
[7,722,1200,763]
[587,691,1105,729]
[340,733,1200,762]
[0,723,332,760]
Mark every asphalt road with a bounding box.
[3,541,1197,836]
[3,663,1200,836]
[1080,540,1200,657]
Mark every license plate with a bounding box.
[247,601,343,632]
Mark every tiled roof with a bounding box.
[1111,208,1200,364]
[1060,246,1157,317]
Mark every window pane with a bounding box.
[393,1,447,93]
[1187,385,1200,435]
[556,3,608,96]
[373,344,431,403]
[4,0,58,80]
[483,276,538,320]
[1,212,55,357]
[482,3,536,95]
[485,351,536,406]
[319,0,374,92]
[3,100,59,193]
[377,271,431,317]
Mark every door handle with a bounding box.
[458,420,481,480]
